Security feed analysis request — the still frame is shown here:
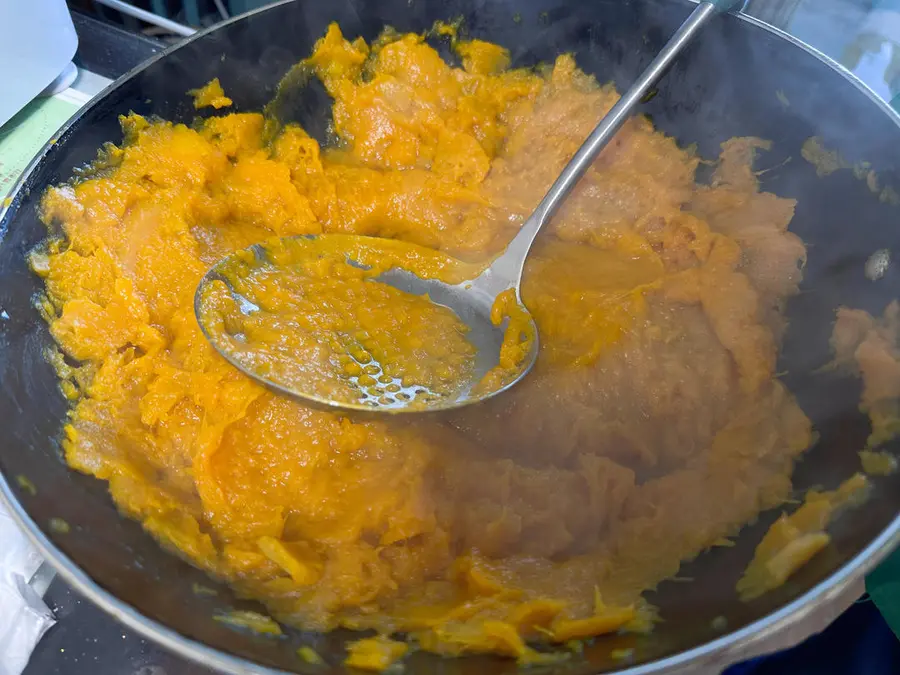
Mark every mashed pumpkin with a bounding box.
[35,23,815,667]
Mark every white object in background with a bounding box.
[41,62,80,98]
[0,0,78,127]
[841,0,900,102]
[0,505,55,675]
[93,0,196,37]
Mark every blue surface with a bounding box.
[725,597,900,675]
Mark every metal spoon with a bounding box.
[195,0,737,413]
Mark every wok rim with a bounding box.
[1,2,899,673]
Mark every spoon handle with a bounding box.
[497,0,732,290]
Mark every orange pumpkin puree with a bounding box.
[34,23,815,667]
[189,77,233,110]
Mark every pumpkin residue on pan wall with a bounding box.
[33,23,820,668]
[189,77,233,110]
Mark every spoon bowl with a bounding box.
[194,234,540,413]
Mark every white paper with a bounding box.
[0,505,56,675]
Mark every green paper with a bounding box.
[867,544,900,640]
[0,91,86,202]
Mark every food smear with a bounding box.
[801,135,900,205]
[737,474,868,601]
[189,78,233,109]
[831,301,900,449]
[213,609,284,635]
[471,287,536,396]
[860,449,898,476]
[345,636,409,671]
[35,23,814,667]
